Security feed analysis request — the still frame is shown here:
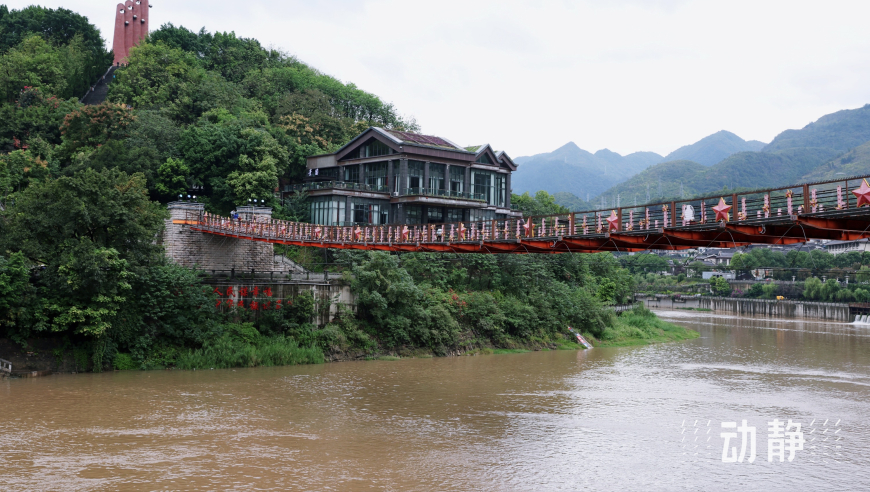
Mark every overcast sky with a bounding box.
[11,0,870,157]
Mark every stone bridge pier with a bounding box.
[163,202,301,273]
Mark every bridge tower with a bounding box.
[163,202,289,273]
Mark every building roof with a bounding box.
[384,129,465,150]
[825,238,870,247]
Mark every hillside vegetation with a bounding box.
[0,7,695,371]
[764,104,870,152]
[800,141,870,182]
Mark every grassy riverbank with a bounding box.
[590,305,699,347]
[0,307,695,373]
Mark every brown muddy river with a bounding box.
[2,311,870,491]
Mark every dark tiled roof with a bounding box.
[386,130,461,150]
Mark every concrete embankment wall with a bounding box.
[638,296,851,322]
[700,297,851,322]
[201,277,355,326]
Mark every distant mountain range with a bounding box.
[596,104,870,203]
[513,104,870,210]
[662,130,765,166]
[512,143,662,198]
[513,130,767,199]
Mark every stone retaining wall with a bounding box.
[163,202,286,272]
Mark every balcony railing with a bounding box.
[284,181,389,193]
[401,187,487,202]
[284,182,503,205]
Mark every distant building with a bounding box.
[285,127,522,226]
[695,250,736,266]
[824,239,870,255]
[702,271,735,280]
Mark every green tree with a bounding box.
[802,277,823,300]
[761,283,778,299]
[350,252,459,348]
[154,157,190,199]
[709,276,732,296]
[621,253,669,274]
[0,168,166,339]
[55,102,136,162]
[512,190,570,217]
[0,252,35,341]
[0,34,66,102]
[746,283,764,298]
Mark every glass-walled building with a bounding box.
[286,127,522,226]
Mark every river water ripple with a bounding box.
[2,311,869,491]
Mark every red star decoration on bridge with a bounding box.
[606,210,619,232]
[853,178,870,207]
[713,197,732,222]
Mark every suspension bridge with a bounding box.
[171,175,870,255]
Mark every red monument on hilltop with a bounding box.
[112,1,152,65]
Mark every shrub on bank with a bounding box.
[175,329,324,370]
[595,304,699,346]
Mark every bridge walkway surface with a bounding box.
[174,174,870,254]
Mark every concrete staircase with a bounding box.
[80,66,118,106]
[274,254,309,273]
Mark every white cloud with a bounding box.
[12,0,870,156]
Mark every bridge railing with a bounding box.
[535,173,870,234]
[184,173,870,247]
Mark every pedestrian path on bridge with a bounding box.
[173,174,870,254]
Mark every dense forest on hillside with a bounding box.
[763,104,870,152]
[0,6,683,371]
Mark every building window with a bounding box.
[472,170,505,206]
[408,161,424,190]
[351,197,390,225]
[469,208,495,221]
[393,161,401,193]
[309,196,345,226]
[428,206,444,223]
[429,163,445,191]
[365,162,387,190]
[475,153,493,164]
[316,167,339,180]
[343,164,359,182]
[494,173,506,207]
[447,208,464,222]
[450,166,464,194]
[406,205,422,224]
[472,170,492,203]
[358,139,392,158]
